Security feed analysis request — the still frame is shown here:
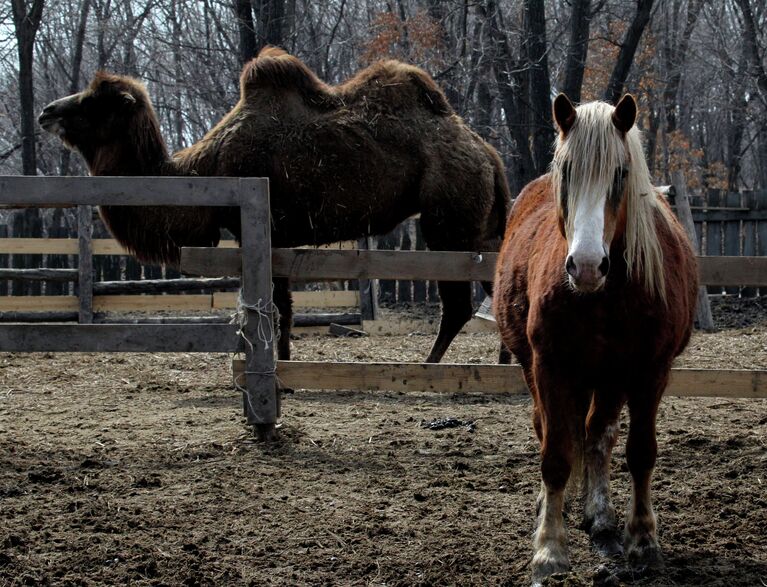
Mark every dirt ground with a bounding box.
[1,301,766,586]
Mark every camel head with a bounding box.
[39,72,165,172]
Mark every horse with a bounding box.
[38,47,511,365]
[493,93,698,584]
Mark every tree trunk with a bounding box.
[11,0,45,176]
[235,0,257,64]
[524,0,554,174]
[480,1,537,195]
[256,0,286,50]
[60,0,91,176]
[561,0,591,103]
[662,0,702,135]
[604,0,654,104]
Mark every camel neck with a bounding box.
[86,121,174,177]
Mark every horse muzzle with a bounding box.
[565,253,609,293]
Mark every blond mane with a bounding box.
[550,101,674,300]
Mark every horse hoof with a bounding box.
[591,529,623,559]
[626,537,663,569]
[531,548,570,586]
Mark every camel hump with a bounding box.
[239,46,336,106]
[351,60,451,116]
[398,63,452,115]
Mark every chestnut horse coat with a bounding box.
[494,175,698,399]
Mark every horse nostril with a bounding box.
[565,255,577,277]
[598,256,610,276]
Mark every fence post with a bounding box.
[239,178,278,441]
[673,171,714,330]
[77,205,93,323]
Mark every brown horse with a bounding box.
[493,94,697,584]
[39,47,510,364]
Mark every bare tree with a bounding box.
[604,0,655,103]
[11,0,45,175]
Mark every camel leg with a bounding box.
[425,280,473,363]
[273,277,292,362]
[624,375,667,568]
[582,390,624,558]
[530,360,579,585]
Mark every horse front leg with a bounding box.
[530,361,580,586]
[582,389,624,558]
[624,375,667,568]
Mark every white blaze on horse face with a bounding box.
[566,192,609,292]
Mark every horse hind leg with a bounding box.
[425,280,473,363]
[624,379,667,568]
[581,390,624,558]
[480,279,512,365]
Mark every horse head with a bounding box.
[551,93,638,293]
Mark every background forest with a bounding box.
[3,0,767,195]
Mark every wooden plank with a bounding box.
[0,296,79,311]
[0,268,78,281]
[0,324,240,352]
[672,171,713,329]
[182,248,767,287]
[361,317,498,335]
[213,290,358,309]
[94,277,240,295]
[698,256,767,286]
[0,238,356,255]
[78,205,94,323]
[231,361,767,398]
[94,295,213,312]
[0,176,262,207]
[724,193,741,294]
[238,180,278,431]
[705,194,723,295]
[742,193,757,297]
[0,295,214,312]
[182,248,500,281]
[756,192,767,296]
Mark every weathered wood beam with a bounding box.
[0,176,266,207]
[182,247,767,286]
[232,361,767,399]
[182,248,498,281]
[93,277,241,295]
[0,268,78,281]
[0,324,241,352]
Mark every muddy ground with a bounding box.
[1,301,766,586]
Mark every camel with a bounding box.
[39,47,511,364]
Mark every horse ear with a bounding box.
[553,94,576,134]
[612,94,637,133]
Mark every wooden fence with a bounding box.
[1,177,767,443]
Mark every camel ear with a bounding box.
[121,92,136,105]
[553,94,576,135]
[612,94,637,133]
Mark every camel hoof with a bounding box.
[254,422,278,442]
[591,529,624,559]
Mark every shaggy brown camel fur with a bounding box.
[39,47,511,364]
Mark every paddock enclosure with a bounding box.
[1,177,767,585]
